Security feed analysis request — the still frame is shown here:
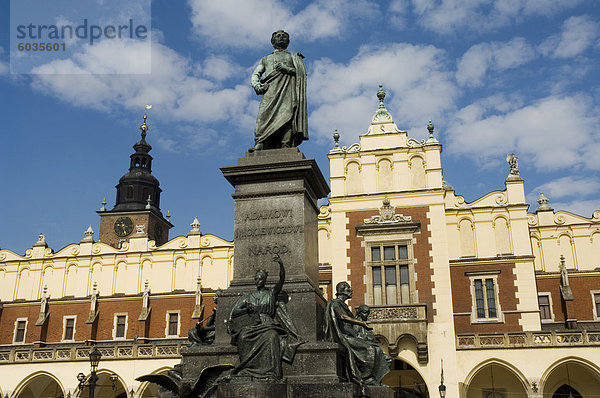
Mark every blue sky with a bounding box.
[1,0,599,255]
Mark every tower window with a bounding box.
[141,158,147,167]
[135,157,140,167]
[126,186,134,199]
[143,188,150,202]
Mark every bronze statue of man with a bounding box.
[251,30,308,150]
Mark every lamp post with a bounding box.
[77,347,102,398]
[439,360,447,398]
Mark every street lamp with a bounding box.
[439,360,447,398]
[77,347,102,398]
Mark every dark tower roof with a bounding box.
[112,114,163,213]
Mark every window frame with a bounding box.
[538,292,554,323]
[112,313,128,340]
[13,318,28,344]
[592,290,600,321]
[466,271,503,323]
[165,311,181,337]
[62,315,77,342]
[364,233,416,306]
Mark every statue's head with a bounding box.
[335,281,352,299]
[356,304,370,321]
[271,30,290,50]
[254,269,268,288]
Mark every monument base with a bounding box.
[157,148,392,397]
[216,380,392,398]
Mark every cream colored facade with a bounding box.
[317,93,600,397]
[0,225,233,398]
[0,228,233,302]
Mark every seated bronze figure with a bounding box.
[325,282,391,386]
[227,254,303,380]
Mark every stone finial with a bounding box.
[142,281,150,308]
[333,130,340,149]
[426,120,438,144]
[41,285,49,312]
[86,282,99,323]
[377,84,386,107]
[560,255,569,285]
[559,254,574,301]
[166,210,171,222]
[536,192,553,212]
[36,285,50,325]
[506,153,521,180]
[192,277,204,318]
[138,280,151,321]
[100,197,107,212]
[81,225,95,243]
[145,195,152,209]
[188,217,202,236]
[33,233,48,248]
[371,84,393,125]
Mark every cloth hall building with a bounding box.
[0,91,599,398]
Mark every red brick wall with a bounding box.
[0,306,38,344]
[536,274,600,322]
[0,294,202,344]
[450,262,521,334]
[345,206,435,320]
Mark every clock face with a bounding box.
[114,217,134,237]
[154,224,163,242]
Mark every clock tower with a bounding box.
[98,112,173,248]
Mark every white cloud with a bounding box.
[447,94,600,171]
[539,15,599,58]
[307,43,457,144]
[404,0,583,35]
[528,176,600,201]
[198,55,244,81]
[549,199,600,218]
[29,38,255,146]
[187,0,379,48]
[456,38,535,87]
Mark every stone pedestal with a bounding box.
[218,148,330,343]
[171,148,391,397]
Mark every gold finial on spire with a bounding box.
[140,105,152,138]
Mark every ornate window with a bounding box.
[356,198,420,306]
[13,318,27,344]
[467,271,502,323]
[368,242,413,305]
